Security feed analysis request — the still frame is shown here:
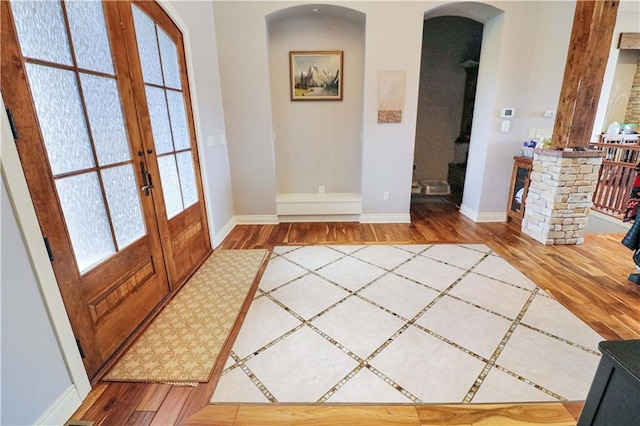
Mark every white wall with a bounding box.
[593,0,640,140]
[162,0,235,244]
[213,2,278,216]
[604,50,639,126]
[464,1,575,219]
[1,177,73,425]
[213,1,586,221]
[268,7,365,194]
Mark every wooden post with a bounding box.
[551,0,619,150]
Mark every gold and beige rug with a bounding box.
[104,249,268,384]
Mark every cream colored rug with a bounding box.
[104,249,268,384]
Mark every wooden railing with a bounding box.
[591,141,640,218]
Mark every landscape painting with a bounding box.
[290,51,343,101]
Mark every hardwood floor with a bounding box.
[67,202,640,425]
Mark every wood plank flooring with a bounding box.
[67,202,640,425]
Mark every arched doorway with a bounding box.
[412,3,502,211]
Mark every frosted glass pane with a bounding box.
[145,86,174,154]
[158,28,181,89]
[10,0,72,65]
[26,63,95,175]
[80,73,130,166]
[157,155,183,219]
[176,151,197,208]
[166,90,190,151]
[66,0,114,74]
[102,165,146,249]
[55,172,115,272]
[132,5,162,85]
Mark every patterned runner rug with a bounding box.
[104,249,268,384]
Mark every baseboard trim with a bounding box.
[234,215,280,225]
[359,213,411,224]
[35,385,82,426]
[276,193,362,216]
[460,205,506,223]
[213,217,237,248]
[278,214,361,223]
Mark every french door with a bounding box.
[1,0,211,379]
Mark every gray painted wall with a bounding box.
[212,1,582,219]
[268,7,365,194]
[1,176,72,425]
[164,0,235,241]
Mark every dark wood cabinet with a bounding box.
[578,340,640,425]
[506,156,533,224]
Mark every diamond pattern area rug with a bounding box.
[104,249,268,384]
[210,244,603,404]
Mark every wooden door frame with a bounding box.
[0,0,214,408]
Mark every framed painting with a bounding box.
[290,51,343,101]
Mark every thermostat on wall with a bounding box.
[501,108,515,118]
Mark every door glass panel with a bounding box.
[66,0,114,74]
[132,3,200,220]
[157,155,183,219]
[166,90,189,150]
[102,165,146,249]
[25,63,95,175]
[132,5,162,85]
[55,172,115,272]
[176,151,197,208]
[10,0,72,65]
[158,29,181,89]
[145,86,173,154]
[80,73,130,166]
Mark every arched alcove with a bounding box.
[266,4,366,219]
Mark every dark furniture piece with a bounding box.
[578,340,640,425]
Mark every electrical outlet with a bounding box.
[544,110,556,118]
[207,135,215,146]
[383,191,390,200]
[318,186,325,194]
[501,120,510,132]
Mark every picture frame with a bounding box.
[289,51,343,101]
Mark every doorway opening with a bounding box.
[413,16,483,207]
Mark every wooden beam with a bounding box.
[619,33,640,49]
[551,0,620,150]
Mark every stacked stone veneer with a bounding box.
[522,149,604,245]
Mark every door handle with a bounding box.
[139,161,151,196]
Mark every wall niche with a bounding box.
[267,5,365,207]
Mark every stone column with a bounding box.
[522,149,604,245]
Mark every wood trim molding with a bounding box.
[619,32,640,49]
